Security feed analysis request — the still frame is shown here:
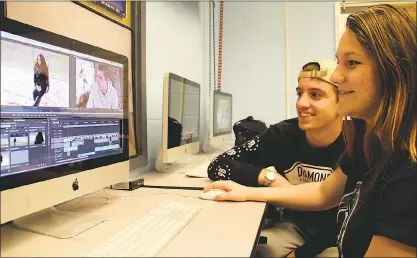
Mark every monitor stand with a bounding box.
[203,135,233,154]
[12,190,114,239]
[155,150,195,173]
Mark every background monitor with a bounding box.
[0,18,129,237]
[156,73,201,170]
[213,90,233,137]
[207,90,233,150]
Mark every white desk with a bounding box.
[141,150,225,189]
[140,171,211,189]
[1,187,266,257]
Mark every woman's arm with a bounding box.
[204,167,347,211]
[365,235,416,257]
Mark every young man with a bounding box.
[207,60,344,257]
[87,64,120,109]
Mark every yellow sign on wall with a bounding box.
[79,1,131,28]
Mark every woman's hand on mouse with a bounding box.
[203,180,251,202]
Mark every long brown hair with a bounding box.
[34,54,49,77]
[342,3,416,208]
[343,3,416,167]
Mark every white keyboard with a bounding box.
[87,200,201,257]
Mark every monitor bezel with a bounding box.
[212,90,233,137]
[0,18,129,191]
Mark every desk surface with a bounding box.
[141,171,212,189]
[1,187,266,257]
[141,151,224,188]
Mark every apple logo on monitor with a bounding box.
[72,178,79,191]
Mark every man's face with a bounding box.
[296,78,340,131]
[96,70,108,94]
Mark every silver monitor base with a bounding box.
[12,192,111,239]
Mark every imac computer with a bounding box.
[203,90,233,153]
[155,73,201,171]
[0,18,130,238]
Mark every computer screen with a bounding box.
[167,73,200,149]
[0,20,129,191]
[157,73,200,168]
[213,90,232,136]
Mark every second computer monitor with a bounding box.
[160,73,201,164]
[211,90,233,148]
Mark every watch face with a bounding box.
[266,171,276,181]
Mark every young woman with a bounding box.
[33,54,49,107]
[203,3,416,257]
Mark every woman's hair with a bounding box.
[343,3,416,167]
[34,54,49,77]
[341,3,416,213]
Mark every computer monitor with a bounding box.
[155,73,201,171]
[204,90,233,151]
[0,18,129,237]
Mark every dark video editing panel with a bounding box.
[0,118,122,177]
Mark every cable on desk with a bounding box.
[141,185,204,191]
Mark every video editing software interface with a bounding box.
[0,30,124,177]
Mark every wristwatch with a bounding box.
[263,166,277,187]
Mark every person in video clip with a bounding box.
[34,132,44,145]
[204,3,416,258]
[206,60,344,257]
[86,64,120,109]
[33,54,50,107]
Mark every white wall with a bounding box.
[286,2,336,118]
[219,2,335,126]
[133,2,205,175]
[221,2,287,127]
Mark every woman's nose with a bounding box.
[330,65,345,85]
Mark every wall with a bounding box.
[286,2,336,118]
[220,2,287,127]
[218,2,336,125]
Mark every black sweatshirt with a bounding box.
[207,118,346,256]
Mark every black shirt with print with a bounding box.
[207,118,346,255]
[337,119,417,258]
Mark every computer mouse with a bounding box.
[199,189,227,200]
